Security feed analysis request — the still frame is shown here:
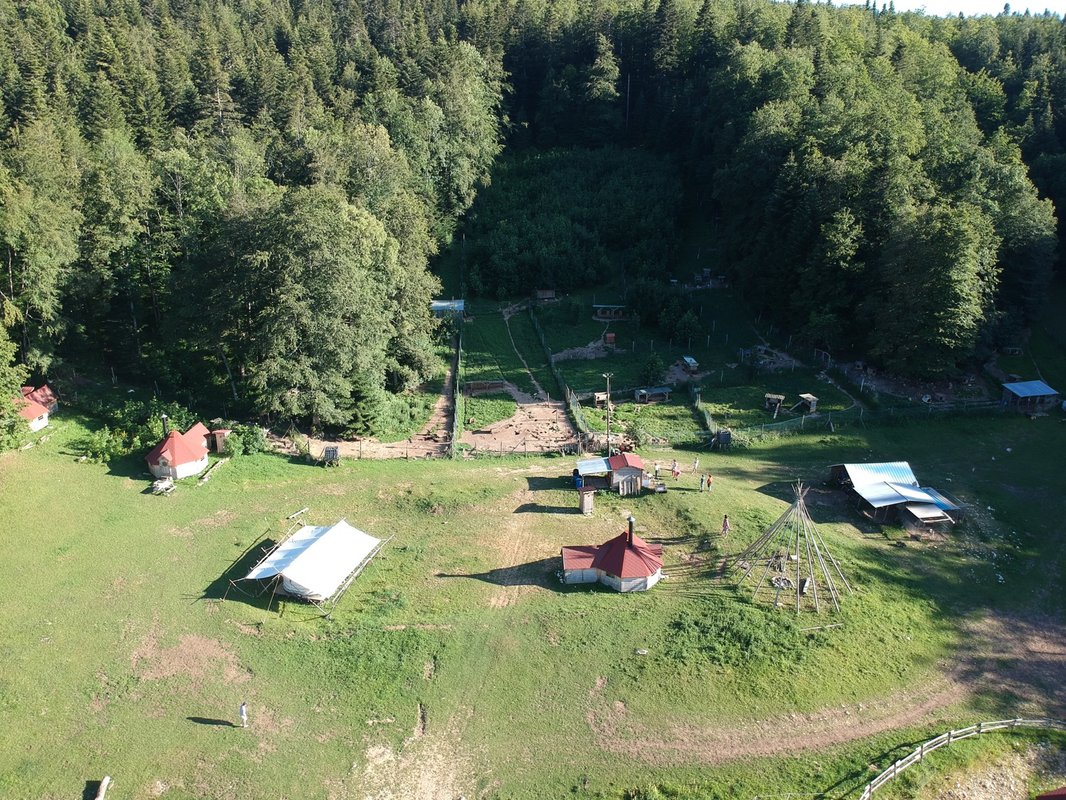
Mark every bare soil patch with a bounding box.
[297,351,457,461]
[131,625,248,686]
[552,337,614,362]
[356,707,476,800]
[930,741,1066,800]
[460,382,576,455]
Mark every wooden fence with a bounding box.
[858,717,1066,799]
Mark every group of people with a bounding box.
[650,459,729,537]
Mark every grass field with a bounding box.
[583,396,708,443]
[464,392,518,430]
[462,301,540,396]
[2,408,1065,799]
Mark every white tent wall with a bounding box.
[244,520,382,603]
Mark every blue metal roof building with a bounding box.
[1001,380,1060,411]
[830,461,962,524]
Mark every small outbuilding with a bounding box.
[1001,380,1059,412]
[15,396,49,431]
[681,356,699,373]
[146,424,210,479]
[634,386,671,404]
[21,384,58,413]
[593,304,631,321]
[430,299,465,317]
[608,453,645,496]
[561,516,664,592]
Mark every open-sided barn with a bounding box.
[829,461,961,526]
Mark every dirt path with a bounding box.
[501,304,547,400]
[586,609,1066,766]
[460,382,577,455]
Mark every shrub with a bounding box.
[640,354,666,386]
[225,424,268,456]
[666,602,808,668]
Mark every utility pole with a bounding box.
[603,372,613,456]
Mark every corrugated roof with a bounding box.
[21,384,57,408]
[576,457,611,476]
[838,462,918,488]
[592,531,663,578]
[854,481,911,508]
[561,545,598,570]
[430,299,464,314]
[1002,380,1058,398]
[608,453,644,472]
[922,487,961,512]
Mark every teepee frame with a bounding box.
[731,483,852,613]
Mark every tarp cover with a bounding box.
[244,520,380,602]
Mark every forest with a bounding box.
[1,0,1064,438]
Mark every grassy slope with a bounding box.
[2,407,1064,799]
[464,392,518,430]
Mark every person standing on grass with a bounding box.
[721,514,730,536]
[654,461,661,480]
[699,474,706,492]
[707,474,714,492]
[239,701,248,728]
[671,459,680,480]
[691,457,700,474]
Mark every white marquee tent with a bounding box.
[242,519,386,608]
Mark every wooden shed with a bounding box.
[634,386,671,404]
[608,453,645,496]
[593,304,631,321]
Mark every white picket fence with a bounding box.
[858,717,1066,799]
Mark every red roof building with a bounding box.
[14,397,50,431]
[561,516,664,592]
[21,384,58,413]
[1037,788,1066,799]
[607,453,644,472]
[146,425,210,479]
[607,452,645,496]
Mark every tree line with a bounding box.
[2,0,1065,446]
[1,0,501,434]
[460,0,1062,377]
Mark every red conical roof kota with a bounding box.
[592,530,663,579]
[146,429,208,467]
